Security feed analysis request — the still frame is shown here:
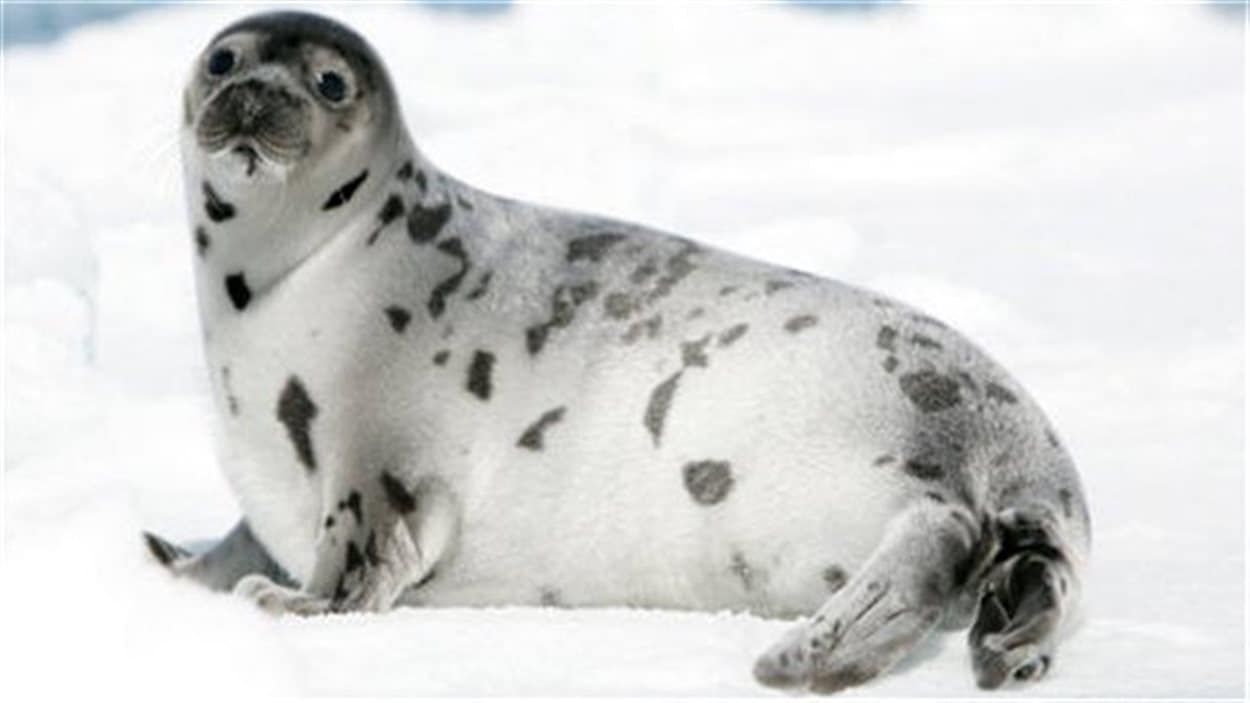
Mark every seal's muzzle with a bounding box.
[197,78,310,169]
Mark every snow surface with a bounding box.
[2,2,1244,697]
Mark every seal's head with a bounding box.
[183,11,400,183]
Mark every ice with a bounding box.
[2,3,1242,697]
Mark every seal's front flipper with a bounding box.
[753,501,985,694]
[968,507,1078,689]
[236,471,458,616]
[143,520,294,592]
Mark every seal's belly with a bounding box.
[415,453,902,617]
[403,312,918,616]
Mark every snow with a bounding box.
[2,3,1244,697]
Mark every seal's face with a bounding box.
[183,12,397,183]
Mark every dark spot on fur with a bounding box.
[413,169,428,194]
[224,273,251,311]
[466,350,495,401]
[466,271,492,301]
[992,452,1011,468]
[985,382,1019,404]
[517,406,567,450]
[644,371,682,445]
[717,323,748,347]
[904,459,944,480]
[428,238,470,319]
[380,471,417,514]
[686,307,705,320]
[956,371,979,392]
[341,491,362,524]
[765,280,794,295]
[645,242,700,304]
[630,257,659,284]
[276,376,318,471]
[360,532,380,568]
[729,551,756,590]
[683,460,734,505]
[456,195,473,210]
[822,565,848,592]
[433,350,450,366]
[397,161,413,180]
[526,282,600,354]
[718,285,739,297]
[681,335,712,368]
[882,356,899,373]
[365,194,407,244]
[1046,429,1061,448]
[1058,489,1074,519]
[322,169,369,210]
[221,365,239,416]
[539,588,563,607]
[379,194,405,223]
[873,455,895,467]
[877,325,898,352]
[194,227,210,257]
[899,370,962,412]
[567,232,626,263]
[384,306,411,333]
[569,282,597,304]
[526,326,550,356]
[910,334,943,350]
[910,313,948,328]
[202,181,235,222]
[926,491,947,504]
[324,515,335,529]
[407,200,453,245]
[621,314,663,344]
[603,291,636,319]
[345,541,364,572]
[784,314,818,333]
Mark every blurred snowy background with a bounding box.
[2,1,1244,697]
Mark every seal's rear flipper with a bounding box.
[968,507,1078,689]
[141,520,294,592]
[753,500,984,693]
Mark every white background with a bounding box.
[2,2,1244,697]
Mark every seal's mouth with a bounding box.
[231,143,261,176]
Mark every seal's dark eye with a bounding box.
[317,71,347,103]
[207,49,235,77]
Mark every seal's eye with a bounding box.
[317,71,348,103]
[207,48,236,77]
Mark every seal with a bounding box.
[145,11,1092,693]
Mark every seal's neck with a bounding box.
[184,130,445,321]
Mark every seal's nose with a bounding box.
[218,79,279,134]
